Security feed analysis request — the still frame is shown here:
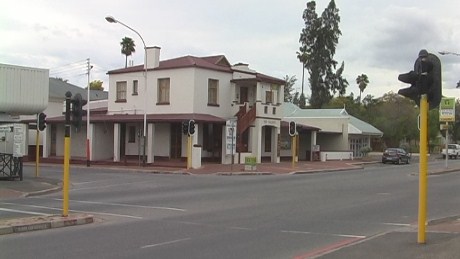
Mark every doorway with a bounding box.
[170,123,182,159]
[239,87,248,104]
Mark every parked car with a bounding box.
[382,148,410,164]
[441,144,460,159]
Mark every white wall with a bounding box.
[154,123,170,157]
[108,67,235,119]
[92,123,113,160]
[56,125,86,158]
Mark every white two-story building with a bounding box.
[44,47,287,165]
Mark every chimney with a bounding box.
[146,46,161,69]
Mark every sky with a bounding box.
[2,0,460,100]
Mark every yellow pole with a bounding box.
[291,135,296,168]
[63,91,72,217]
[63,136,70,217]
[418,94,428,244]
[35,128,40,177]
[187,135,192,169]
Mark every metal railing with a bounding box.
[0,153,23,180]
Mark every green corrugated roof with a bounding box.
[282,102,382,136]
[282,102,348,118]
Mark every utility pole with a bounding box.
[86,58,91,167]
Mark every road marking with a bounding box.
[141,238,191,249]
[293,236,364,259]
[0,208,50,216]
[281,230,366,239]
[0,202,143,219]
[30,197,186,212]
[382,222,411,227]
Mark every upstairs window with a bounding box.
[116,81,127,102]
[158,78,170,104]
[132,80,138,95]
[208,79,219,106]
[265,90,273,104]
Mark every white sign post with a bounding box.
[225,119,237,164]
[440,97,456,168]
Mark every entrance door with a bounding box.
[50,124,57,156]
[120,124,126,158]
[170,123,182,159]
[240,87,248,104]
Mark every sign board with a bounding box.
[13,124,27,157]
[0,123,27,156]
[225,119,237,154]
[439,97,456,122]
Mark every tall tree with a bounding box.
[283,75,298,102]
[298,0,346,108]
[89,80,104,91]
[120,37,136,68]
[356,74,369,103]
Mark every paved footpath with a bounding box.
[1,160,460,258]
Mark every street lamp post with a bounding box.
[106,15,148,166]
[439,51,460,56]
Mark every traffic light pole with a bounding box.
[291,135,296,168]
[63,92,72,217]
[418,94,428,244]
[35,119,40,177]
[187,134,192,169]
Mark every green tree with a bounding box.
[428,108,440,152]
[89,80,104,91]
[373,92,418,148]
[299,93,307,108]
[298,0,346,108]
[356,74,369,103]
[120,37,136,68]
[283,75,297,102]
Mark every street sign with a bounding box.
[225,119,237,154]
[439,97,455,122]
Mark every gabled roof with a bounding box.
[349,116,383,136]
[107,55,233,74]
[282,102,348,118]
[106,54,285,84]
[282,102,382,136]
[49,78,108,101]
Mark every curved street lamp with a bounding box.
[105,15,148,166]
[438,51,460,88]
[438,51,460,56]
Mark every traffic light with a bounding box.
[188,120,195,135]
[398,49,442,110]
[182,121,189,135]
[38,112,47,131]
[289,121,296,136]
[71,93,87,131]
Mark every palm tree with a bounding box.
[120,37,136,68]
[356,74,369,104]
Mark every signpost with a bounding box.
[439,97,456,169]
[226,119,237,166]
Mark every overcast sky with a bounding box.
[2,0,460,100]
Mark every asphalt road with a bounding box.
[1,160,460,259]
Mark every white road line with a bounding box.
[0,202,143,219]
[382,222,411,227]
[281,230,366,239]
[141,238,191,249]
[30,197,186,212]
[0,208,50,216]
